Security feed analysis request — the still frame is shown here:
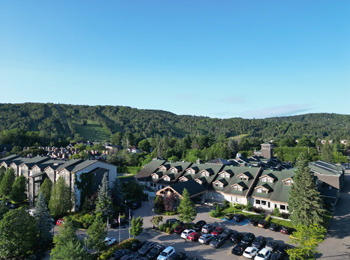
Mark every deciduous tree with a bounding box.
[49,176,74,216]
[10,175,27,202]
[287,224,326,260]
[86,215,107,253]
[0,207,38,259]
[130,216,143,237]
[39,178,53,205]
[0,168,15,197]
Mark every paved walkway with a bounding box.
[318,173,350,259]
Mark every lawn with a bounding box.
[74,120,111,141]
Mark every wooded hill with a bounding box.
[0,103,349,145]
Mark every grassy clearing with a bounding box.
[74,120,110,141]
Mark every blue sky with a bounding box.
[1,1,349,119]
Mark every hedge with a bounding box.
[100,238,139,260]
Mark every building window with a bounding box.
[256,199,261,205]
[261,200,266,206]
[280,205,286,210]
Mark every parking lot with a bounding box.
[131,202,292,260]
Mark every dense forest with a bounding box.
[0,103,349,147]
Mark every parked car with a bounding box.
[231,242,248,256]
[168,252,186,260]
[255,248,272,260]
[211,226,225,236]
[112,249,131,260]
[131,240,146,251]
[201,224,215,234]
[233,214,245,222]
[252,236,267,250]
[242,246,259,259]
[241,233,256,246]
[166,219,181,225]
[280,226,291,234]
[270,244,288,260]
[224,213,234,220]
[146,244,165,260]
[157,246,175,260]
[139,241,157,256]
[56,218,64,226]
[209,235,227,248]
[181,229,195,239]
[221,228,233,240]
[193,220,206,232]
[131,201,142,210]
[174,224,187,234]
[249,218,259,226]
[230,231,244,243]
[269,223,279,231]
[198,233,214,245]
[265,240,279,252]
[188,232,201,242]
[258,219,268,228]
[104,237,117,246]
[120,255,135,260]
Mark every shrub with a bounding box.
[273,208,281,217]
[82,214,95,228]
[252,206,265,214]
[223,200,230,209]
[216,204,221,213]
[281,212,290,219]
[159,223,167,232]
[166,227,172,234]
[172,222,180,229]
[100,238,139,259]
[246,201,253,211]
[165,211,176,216]
[209,211,219,218]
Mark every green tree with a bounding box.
[11,146,22,154]
[95,173,113,217]
[111,132,123,145]
[287,224,326,260]
[10,175,27,202]
[0,168,16,197]
[111,177,123,207]
[39,178,53,205]
[49,176,74,216]
[0,207,38,259]
[177,188,197,223]
[288,153,325,226]
[0,166,6,184]
[321,142,334,163]
[34,192,53,247]
[50,217,90,260]
[86,215,107,253]
[138,139,151,152]
[0,199,8,220]
[130,216,143,237]
[151,215,163,228]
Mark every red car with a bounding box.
[174,225,187,234]
[56,218,64,226]
[188,232,201,242]
[211,227,225,236]
[280,226,290,234]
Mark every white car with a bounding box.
[157,246,175,260]
[104,237,117,246]
[255,248,272,260]
[181,229,195,239]
[243,246,259,259]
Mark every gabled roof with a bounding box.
[157,179,207,198]
[206,158,231,165]
[309,161,344,176]
[136,160,166,179]
[259,173,277,182]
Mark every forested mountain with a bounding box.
[0,103,349,146]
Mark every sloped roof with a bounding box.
[206,158,231,165]
[135,160,166,179]
[169,179,207,198]
[309,161,343,176]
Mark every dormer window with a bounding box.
[282,178,293,186]
[219,171,231,178]
[163,175,170,182]
[201,170,210,177]
[151,173,159,179]
[213,180,225,188]
[231,184,244,191]
[195,179,203,185]
[237,173,249,181]
[186,168,196,174]
[170,167,178,173]
[158,165,168,171]
[255,185,271,194]
[179,176,188,182]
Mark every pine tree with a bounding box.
[34,192,53,247]
[288,153,325,226]
[95,173,113,217]
[49,176,74,216]
[39,178,52,204]
[111,177,123,207]
[10,175,27,202]
[50,218,90,260]
[86,215,107,253]
[177,188,197,224]
[0,207,38,259]
[0,166,6,184]
[0,168,15,197]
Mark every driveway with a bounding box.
[317,173,350,259]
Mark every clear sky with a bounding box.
[1,1,349,119]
